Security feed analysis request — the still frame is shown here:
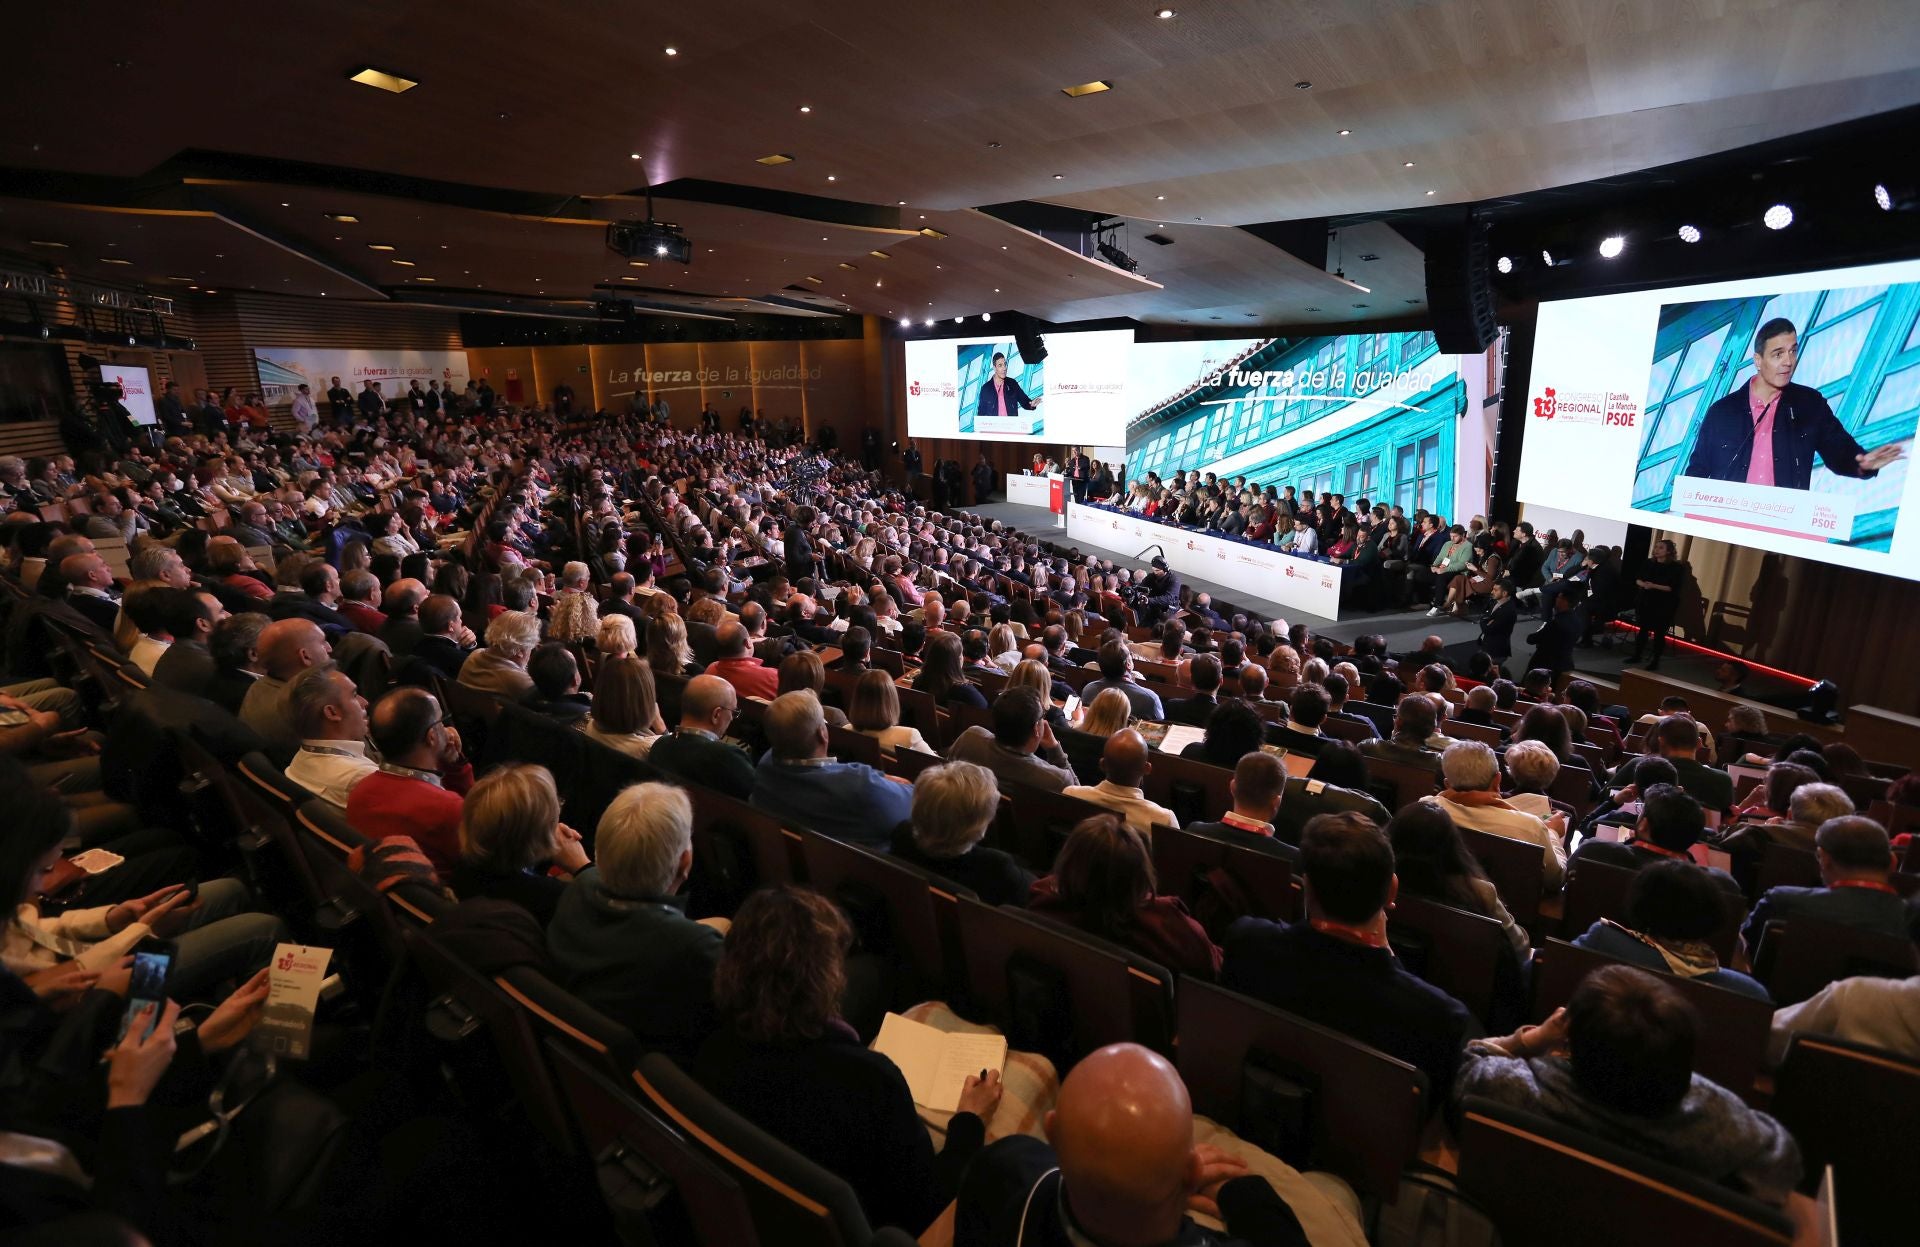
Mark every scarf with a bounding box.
[1599,919,1722,979]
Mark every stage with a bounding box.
[965,498,1783,698]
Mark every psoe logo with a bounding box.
[908,380,921,397]
[1533,387,1556,419]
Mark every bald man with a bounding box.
[648,673,758,801]
[955,1043,1315,1247]
[1063,728,1177,834]
[239,618,332,762]
[706,620,778,701]
[61,553,122,632]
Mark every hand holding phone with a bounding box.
[107,998,180,1109]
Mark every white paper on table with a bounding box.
[872,1012,1008,1113]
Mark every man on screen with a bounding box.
[975,352,1040,424]
[1683,317,1904,490]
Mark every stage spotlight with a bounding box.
[1495,255,1513,274]
[981,311,992,322]
[953,316,965,324]
[1598,235,1625,259]
[1540,249,1554,266]
[1763,203,1793,230]
[1875,183,1893,211]
[1677,224,1702,243]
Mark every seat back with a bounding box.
[956,897,1175,1066]
[1148,827,1299,932]
[1385,893,1507,1028]
[1753,843,1821,895]
[793,828,971,1002]
[891,683,942,743]
[1561,857,1743,964]
[1530,939,1770,1096]
[235,750,313,827]
[440,677,509,766]
[1457,826,1545,926]
[686,783,801,891]
[1140,751,1233,826]
[1364,755,1441,812]
[1175,980,1426,1201]
[404,927,579,1153]
[1455,1096,1792,1247]
[825,724,882,768]
[884,742,944,783]
[1444,718,1502,747]
[632,1052,875,1247]
[1756,916,1920,1006]
[991,780,1113,872]
[1769,1033,1920,1246]
[545,1040,762,1247]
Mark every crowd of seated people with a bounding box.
[1,396,1913,1247]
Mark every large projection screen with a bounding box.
[1518,258,1920,579]
[905,329,1133,444]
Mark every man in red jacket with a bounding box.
[346,687,475,876]
[704,621,779,702]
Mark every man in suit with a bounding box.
[525,644,593,725]
[1320,674,1377,740]
[1081,640,1165,722]
[599,572,649,646]
[1479,578,1521,669]
[378,579,428,660]
[1065,446,1091,504]
[268,562,355,637]
[1184,752,1298,865]
[1267,683,1332,758]
[648,674,757,796]
[400,595,473,684]
[204,612,269,717]
[974,351,1039,426]
[1742,815,1911,953]
[59,554,121,632]
[1685,317,1903,490]
[1224,812,1476,1104]
[150,590,226,699]
[1570,782,1742,896]
[1524,584,1583,677]
[1165,654,1222,728]
[1610,714,1733,815]
[1358,694,1444,777]
[946,686,1078,793]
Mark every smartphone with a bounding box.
[118,939,175,1042]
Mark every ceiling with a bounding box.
[3,0,1918,329]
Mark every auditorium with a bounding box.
[3,4,1920,1245]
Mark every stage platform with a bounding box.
[963,499,1793,701]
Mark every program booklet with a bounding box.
[872,1013,1007,1113]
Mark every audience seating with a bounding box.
[792,827,973,1004]
[1457,826,1546,929]
[1529,939,1770,1097]
[1768,1033,1919,1245]
[1364,755,1440,815]
[1752,843,1822,896]
[1384,894,1508,1029]
[955,897,1175,1066]
[1752,917,1920,1006]
[1140,749,1233,826]
[1148,826,1300,933]
[1455,1096,1794,1247]
[1175,979,1426,1201]
[1560,856,1742,963]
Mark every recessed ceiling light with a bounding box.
[629,260,648,267]
[1496,255,1514,273]
[1425,189,1436,196]
[391,259,415,266]
[1155,194,1166,201]
[897,200,907,206]
[798,105,811,113]
[663,46,678,56]
[1598,235,1625,258]
[1338,129,1352,136]
[414,276,436,282]
[805,276,823,284]
[838,262,858,270]
[324,212,359,224]
[348,66,418,94]
[99,257,132,265]
[368,244,396,251]
[1156,7,1176,17]
[756,153,794,165]
[1677,224,1702,243]
[993,288,1000,293]
[622,275,638,281]
[630,152,641,160]
[826,175,836,182]
[28,240,66,248]
[1052,173,1065,180]
[987,141,1002,148]
[869,250,891,259]
[280,202,289,207]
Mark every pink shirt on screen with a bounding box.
[995,378,1008,419]
[1746,380,1778,487]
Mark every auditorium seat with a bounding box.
[955,897,1175,1066]
[1752,917,1920,1006]
[1175,979,1426,1201]
[1443,718,1502,747]
[631,1051,892,1247]
[685,783,798,894]
[1559,856,1742,963]
[792,826,973,1003]
[1149,825,1299,937]
[1530,939,1770,1097]
[1752,842,1823,896]
[1455,1097,1793,1247]
[989,780,1113,871]
[1768,1033,1920,1244]
[826,723,883,767]
[1140,749,1233,826]
[1385,893,1509,1029]
[1273,777,1391,845]
[1457,826,1546,928]
[1363,755,1441,815]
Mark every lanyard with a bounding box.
[1831,879,1898,896]
[1311,917,1390,949]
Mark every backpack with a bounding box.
[1373,1165,1501,1247]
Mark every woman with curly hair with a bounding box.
[695,885,1001,1235]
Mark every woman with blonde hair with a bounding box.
[452,763,589,924]
[546,560,600,643]
[987,623,1022,672]
[848,669,932,754]
[1007,659,1071,736]
[647,612,702,676]
[583,655,664,756]
[1076,686,1132,736]
[1267,645,1303,697]
[596,613,637,660]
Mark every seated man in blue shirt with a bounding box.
[1742,814,1911,955]
[752,689,913,851]
[1223,811,1476,1105]
[1081,639,1165,722]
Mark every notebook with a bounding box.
[871,1013,1008,1113]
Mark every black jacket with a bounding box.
[1479,597,1520,661]
[889,824,1035,907]
[648,728,758,796]
[1525,607,1581,674]
[1683,381,1875,491]
[975,375,1037,420]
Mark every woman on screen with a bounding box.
[1682,316,1904,490]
